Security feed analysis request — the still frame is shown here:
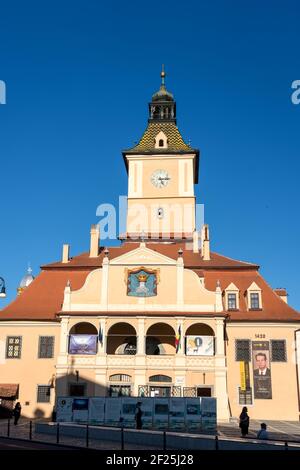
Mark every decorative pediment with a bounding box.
[225,282,239,292]
[248,281,261,291]
[110,246,176,266]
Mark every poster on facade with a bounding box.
[184,398,201,432]
[68,335,98,355]
[89,398,105,425]
[105,398,122,426]
[72,398,89,422]
[121,397,138,428]
[169,398,185,431]
[153,398,169,430]
[252,341,272,399]
[201,397,217,432]
[185,336,214,356]
[56,397,73,422]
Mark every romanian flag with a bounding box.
[175,325,181,353]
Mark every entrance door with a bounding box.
[150,386,171,397]
[196,387,212,397]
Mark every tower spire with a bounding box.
[161,64,165,86]
[149,66,176,123]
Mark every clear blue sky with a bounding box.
[0,0,299,309]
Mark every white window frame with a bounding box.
[247,282,262,310]
[224,283,239,310]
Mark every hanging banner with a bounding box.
[185,336,214,356]
[240,361,246,391]
[252,341,272,399]
[68,335,98,355]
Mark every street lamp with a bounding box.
[0,277,6,298]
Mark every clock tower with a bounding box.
[122,67,199,241]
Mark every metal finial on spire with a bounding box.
[161,64,165,86]
[27,262,32,275]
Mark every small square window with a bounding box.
[38,336,55,358]
[6,336,22,359]
[271,340,287,362]
[250,293,260,309]
[37,385,51,403]
[235,339,251,362]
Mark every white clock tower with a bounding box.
[122,68,200,241]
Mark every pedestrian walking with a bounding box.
[13,402,22,425]
[135,402,143,430]
[239,406,250,437]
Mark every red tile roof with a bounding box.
[42,242,259,270]
[0,270,90,321]
[0,242,298,323]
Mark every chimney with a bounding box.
[193,230,199,253]
[201,224,210,261]
[62,244,70,263]
[274,288,288,304]
[90,224,100,258]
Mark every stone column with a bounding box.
[59,316,69,356]
[214,317,230,422]
[137,317,145,355]
[176,255,184,307]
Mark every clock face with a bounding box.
[151,169,171,188]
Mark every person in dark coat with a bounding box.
[239,406,250,437]
[13,402,22,425]
[135,402,143,430]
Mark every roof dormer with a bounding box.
[246,282,262,310]
[154,131,168,149]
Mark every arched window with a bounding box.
[109,374,132,382]
[107,323,137,355]
[159,139,164,147]
[149,375,172,383]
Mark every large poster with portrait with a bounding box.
[252,341,272,399]
[185,336,214,356]
[68,335,98,355]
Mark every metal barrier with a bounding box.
[1,419,300,451]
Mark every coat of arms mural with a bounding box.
[125,267,159,297]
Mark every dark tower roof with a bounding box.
[123,67,199,181]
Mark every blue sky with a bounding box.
[0,0,299,309]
